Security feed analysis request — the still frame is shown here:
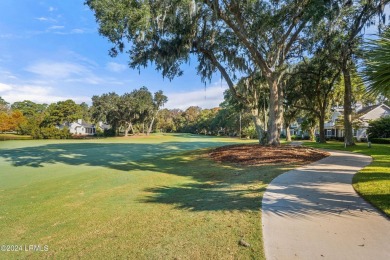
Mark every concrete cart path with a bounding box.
[262,150,390,260]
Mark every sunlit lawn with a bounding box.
[303,141,390,217]
[0,133,32,141]
[0,134,298,259]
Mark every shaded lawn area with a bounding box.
[303,141,390,217]
[0,134,300,259]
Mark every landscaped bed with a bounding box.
[209,144,329,166]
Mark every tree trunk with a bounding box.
[239,113,242,139]
[319,104,327,143]
[251,109,265,145]
[342,65,355,146]
[319,113,326,143]
[309,127,315,141]
[285,124,291,142]
[267,77,280,145]
[147,117,155,136]
[124,122,133,137]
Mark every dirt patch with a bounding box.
[209,144,329,166]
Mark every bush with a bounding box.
[367,116,390,138]
[370,138,390,144]
[103,128,116,137]
[241,125,258,139]
[291,135,310,140]
[31,126,71,139]
[326,137,344,142]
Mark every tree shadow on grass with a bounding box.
[2,140,370,216]
[0,141,284,212]
[142,184,266,211]
[0,141,232,170]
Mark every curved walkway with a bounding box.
[262,150,390,260]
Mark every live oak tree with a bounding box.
[43,100,82,126]
[86,0,329,145]
[147,90,168,135]
[11,100,47,117]
[92,87,164,136]
[92,92,122,134]
[224,74,269,144]
[329,0,389,146]
[287,56,340,143]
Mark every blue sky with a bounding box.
[0,0,227,109]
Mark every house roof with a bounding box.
[79,122,94,128]
[356,103,390,116]
[74,120,94,128]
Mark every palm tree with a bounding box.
[362,28,390,97]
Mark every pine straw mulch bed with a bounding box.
[209,144,330,166]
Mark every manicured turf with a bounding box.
[303,141,390,217]
[0,134,298,259]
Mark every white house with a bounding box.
[68,119,96,136]
[57,120,111,136]
[323,108,343,138]
[323,103,390,140]
[354,103,390,140]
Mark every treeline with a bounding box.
[0,87,259,139]
[155,106,256,138]
[0,87,168,139]
[0,97,89,139]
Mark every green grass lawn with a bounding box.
[0,133,32,141]
[303,141,390,217]
[0,134,298,259]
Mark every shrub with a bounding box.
[367,116,390,138]
[242,125,258,139]
[359,138,368,143]
[370,138,390,144]
[103,128,116,137]
[31,126,71,139]
[326,137,344,142]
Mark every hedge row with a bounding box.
[369,138,390,144]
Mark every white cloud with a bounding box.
[106,62,127,73]
[0,83,12,92]
[70,28,84,34]
[25,61,89,79]
[48,25,65,30]
[0,34,14,39]
[165,84,228,109]
[0,70,18,80]
[23,60,123,86]
[35,17,57,22]
[48,6,57,12]
[0,82,89,104]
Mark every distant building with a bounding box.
[283,103,390,141]
[97,121,111,132]
[57,119,111,136]
[323,103,390,140]
[68,119,96,136]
